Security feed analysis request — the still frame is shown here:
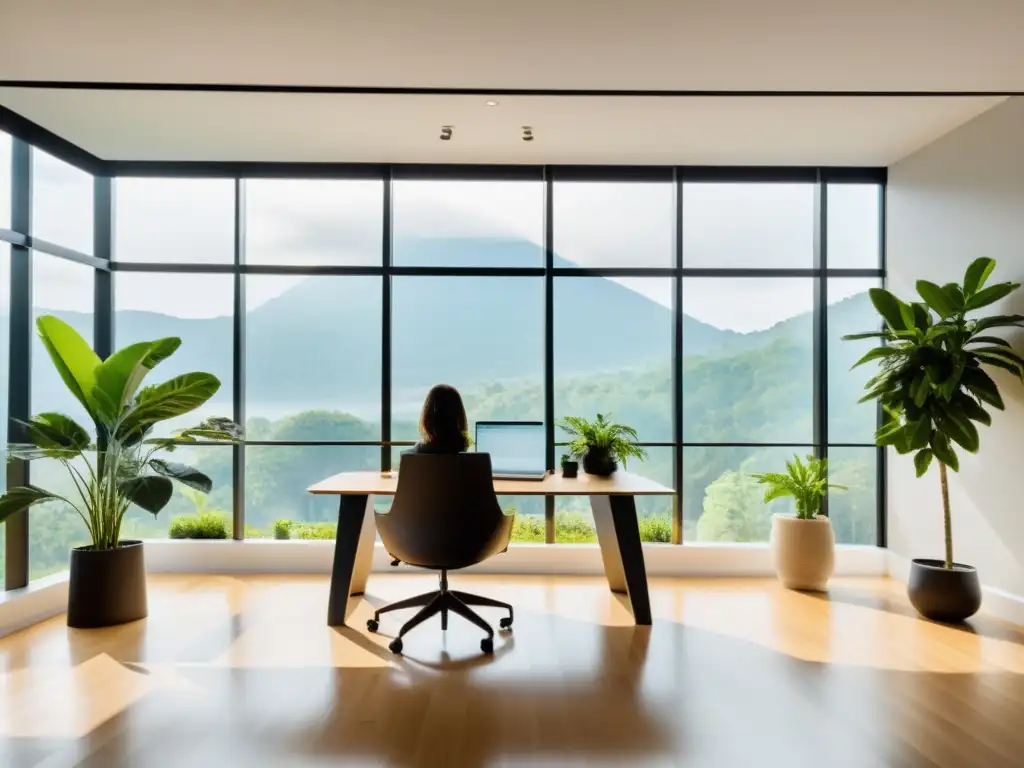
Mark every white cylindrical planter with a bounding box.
[770,514,835,591]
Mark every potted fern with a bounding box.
[0,316,239,628]
[558,413,647,476]
[752,454,845,591]
[843,257,1024,621]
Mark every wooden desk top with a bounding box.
[308,470,674,497]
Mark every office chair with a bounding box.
[367,453,515,654]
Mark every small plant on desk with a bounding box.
[558,413,647,476]
[560,453,579,478]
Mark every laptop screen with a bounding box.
[475,422,545,474]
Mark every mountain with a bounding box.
[11,236,874,420]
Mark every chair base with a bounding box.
[368,570,513,653]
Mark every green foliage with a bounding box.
[751,454,846,520]
[638,516,672,543]
[695,468,773,542]
[0,315,240,550]
[555,512,598,543]
[511,514,545,542]
[558,413,648,468]
[273,519,293,540]
[168,513,229,539]
[844,258,1024,568]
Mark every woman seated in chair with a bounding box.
[405,383,470,455]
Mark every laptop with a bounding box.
[475,421,548,481]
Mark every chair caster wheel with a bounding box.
[499,617,513,630]
[367,619,379,633]
[389,638,403,654]
[480,637,494,654]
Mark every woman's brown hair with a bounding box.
[418,384,470,450]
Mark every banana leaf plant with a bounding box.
[0,315,240,550]
[842,258,1024,569]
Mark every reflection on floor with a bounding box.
[1,574,1022,767]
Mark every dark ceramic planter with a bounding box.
[582,449,617,477]
[561,461,579,478]
[67,540,148,629]
[907,558,981,623]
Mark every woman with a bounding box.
[406,383,470,455]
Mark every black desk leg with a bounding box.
[327,494,377,626]
[590,494,653,625]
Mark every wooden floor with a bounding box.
[1,575,1022,768]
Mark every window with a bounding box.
[828,447,878,545]
[682,277,814,444]
[30,253,94,578]
[244,446,378,534]
[246,179,382,266]
[114,273,234,435]
[683,183,814,268]
[32,149,93,253]
[391,276,544,441]
[554,277,672,442]
[246,276,382,437]
[0,131,11,229]
[0,244,8,586]
[555,449,674,543]
[554,181,673,268]
[115,178,234,263]
[683,445,798,543]
[827,184,881,269]
[393,180,543,267]
[829,278,882,444]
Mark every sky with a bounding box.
[3,140,881,333]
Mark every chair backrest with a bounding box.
[376,452,507,570]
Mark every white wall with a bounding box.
[887,96,1024,605]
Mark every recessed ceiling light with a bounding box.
[484,100,500,107]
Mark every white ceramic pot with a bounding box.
[770,514,835,591]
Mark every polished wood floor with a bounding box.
[1,574,1022,768]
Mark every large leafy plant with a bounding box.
[843,257,1024,569]
[0,316,240,550]
[751,454,846,520]
[558,413,648,468]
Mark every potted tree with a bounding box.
[0,316,239,628]
[558,413,647,476]
[752,454,846,591]
[844,257,1024,621]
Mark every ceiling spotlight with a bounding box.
[521,125,534,142]
[484,99,500,107]
[440,125,453,141]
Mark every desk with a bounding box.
[308,471,675,627]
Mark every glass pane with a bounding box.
[393,180,543,267]
[391,276,543,441]
[32,253,95,427]
[554,182,673,268]
[827,184,881,269]
[684,445,801,543]
[828,447,878,545]
[122,446,233,539]
[244,446,378,535]
[0,244,7,587]
[0,131,10,230]
[114,273,234,435]
[32,149,93,253]
[30,254,94,579]
[555,449,674,543]
[115,178,234,263]
[682,278,813,444]
[829,278,882,444]
[246,276,382,437]
[683,183,814,268]
[554,277,672,441]
[246,179,382,266]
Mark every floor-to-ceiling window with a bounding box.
[2,149,885,585]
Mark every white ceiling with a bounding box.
[2,0,1024,91]
[1,1,1020,164]
[0,88,1007,165]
